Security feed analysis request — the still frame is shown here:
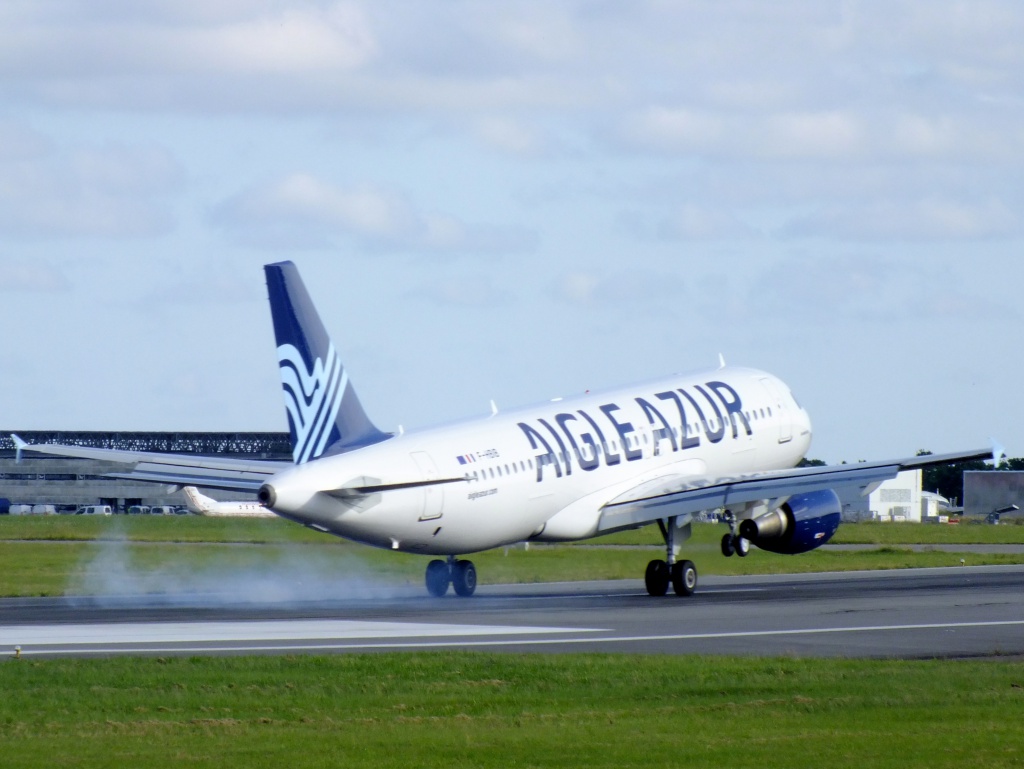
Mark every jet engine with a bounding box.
[738,489,841,555]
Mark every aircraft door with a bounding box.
[758,377,793,444]
[410,451,444,521]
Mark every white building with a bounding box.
[838,469,950,522]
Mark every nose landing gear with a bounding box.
[720,510,750,558]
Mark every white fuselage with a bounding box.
[264,366,811,554]
[183,486,275,518]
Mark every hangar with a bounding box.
[0,432,289,512]
[838,470,951,522]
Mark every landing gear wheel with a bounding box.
[671,560,697,596]
[452,559,477,597]
[721,533,735,557]
[734,536,750,558]
[425,559,450,597]
[645,559,670,596]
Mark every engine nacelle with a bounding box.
[738,489,841,555]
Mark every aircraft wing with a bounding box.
[597,448,993,533]
[13,437,289,493]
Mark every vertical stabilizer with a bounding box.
[183,486,216,515]
[264,261,390,463]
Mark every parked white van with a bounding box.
[79,505,113,515]
[149,506,176,516]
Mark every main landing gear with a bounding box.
[425,555,477,597]
[644,516,698,597]
[720,509,750,558]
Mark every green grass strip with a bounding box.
[1,518,1023,597]
[1,653,1022,768]
[2,538,1023,598]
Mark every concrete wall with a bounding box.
[963,471,1024,517]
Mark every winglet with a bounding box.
[718,353,726,369]
[10,433,26,464]
[989,438,1006,468]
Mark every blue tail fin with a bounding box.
[264,261,390,463]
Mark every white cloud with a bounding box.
[180,4,376,74]
[618,106,1024,163]
[0,1,376,78]
[552,269,687,311]
[556,272,600,304]
[620,107,871,160]
[782,196,1020,241]
[0,119,51,161]
[620,204,758,242]
[410,275,512,308]
[745,255,1016,326]
[211,173,537,254]
[0,258,70,292]
[473,116,545,156]
[0,140,181,239]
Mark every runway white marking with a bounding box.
[4,619,1023,657]
[0,619,596,648]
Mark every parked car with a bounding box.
[127,505,151,515]
[149,506,176,516]
[78,505,113,516]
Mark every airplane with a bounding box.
[181,486,275,518]
[17,261,995,598]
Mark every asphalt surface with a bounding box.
[2,565,1023,659]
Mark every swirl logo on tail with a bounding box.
[277,342,347,464]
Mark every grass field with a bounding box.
[2,519,1022,768]
[3,515,1021,545]
[1,653,1022,768]
[1,517,1023,597]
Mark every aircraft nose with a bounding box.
[257,483,276,507]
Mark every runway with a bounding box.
[2,565,1022,659]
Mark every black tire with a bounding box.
[721,533,735,557]
[452,559,477,597]
[644,559,670,596]
[425,559,450,597]
[735,536,750,557]
[671,560,698,596]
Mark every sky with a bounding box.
[1,1,1022,464]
